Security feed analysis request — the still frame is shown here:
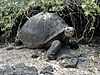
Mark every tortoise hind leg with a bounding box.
[47,40,61,60]
[14,37,22,46]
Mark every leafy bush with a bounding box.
[59,0,100,42]
[0,0,64,41]
[78,0,100,42]
[81,0,100,16]
[0,0,100,43]
[0,0,30,37]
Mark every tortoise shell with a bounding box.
[18,12,69,48]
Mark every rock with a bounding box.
[56,47,81,68]
[31,50,42,58]
[94,47,100,57]
[15,45,26,50]
[31,49,46,59]
[76,45,96,71]
[42,72,54,75]
[40,65,54,74]
[13,63,38,75]
[1,63,38,75]
[3,66,14,75]
[5,45,13,50]
[14,66,38,75]
[12,63,26,69]
[58,54,78,68]
[0,69,3,75]
[56,47,81,59]
[77,56,93,70]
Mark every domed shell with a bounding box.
[18,12,69,48]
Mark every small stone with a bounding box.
[58,54,78,68]
[31,50,41,58]
[3,66,14,75]
[43,72,54,75]
[6,46,13,50]
[13,63,26,69]
[10,63,38,75]
[40,65,54,74]
[77,57,91,70]
[0,69,3,75]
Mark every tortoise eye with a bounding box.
[67,28,70,31]
[66,28,70,32]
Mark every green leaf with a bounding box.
[84,10,90,16]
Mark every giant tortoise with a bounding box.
[15,12,79,59]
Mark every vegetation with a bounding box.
[82,0,100,16]
[0,0,64,40]
[0,0,100,42]
[78,0,100,42]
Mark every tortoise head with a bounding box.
[64,27,75,37]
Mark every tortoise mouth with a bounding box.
[65,31,74,37]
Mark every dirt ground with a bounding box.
[0,44,100,75]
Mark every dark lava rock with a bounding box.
[6,45,13,50]
[31,50,41,58]
[76,45,96,70]
[40,65,54,74]
[14,66,38,75]
[56,47,81,59]
[42,72,54,75]
[77,56,93,70]
[3,66,14,75]
[58,54,78,68]
[56,47,81,68]
[94,47,100,57]
[14,45,26,50]
[31,49,46,58]
[1,63,38,75]
[13,63,38,75]
[0,69,3,75]
[12,63,26,69]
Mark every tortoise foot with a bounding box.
[69,41,79,49]
[47,40,61,60]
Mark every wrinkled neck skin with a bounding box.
[60,32,71,45]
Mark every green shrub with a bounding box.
[0,0,64,41]
[1,0,99,43]
[81,0,100,16]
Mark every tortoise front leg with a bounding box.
[47,40,61,60]
[67,40,79,49]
